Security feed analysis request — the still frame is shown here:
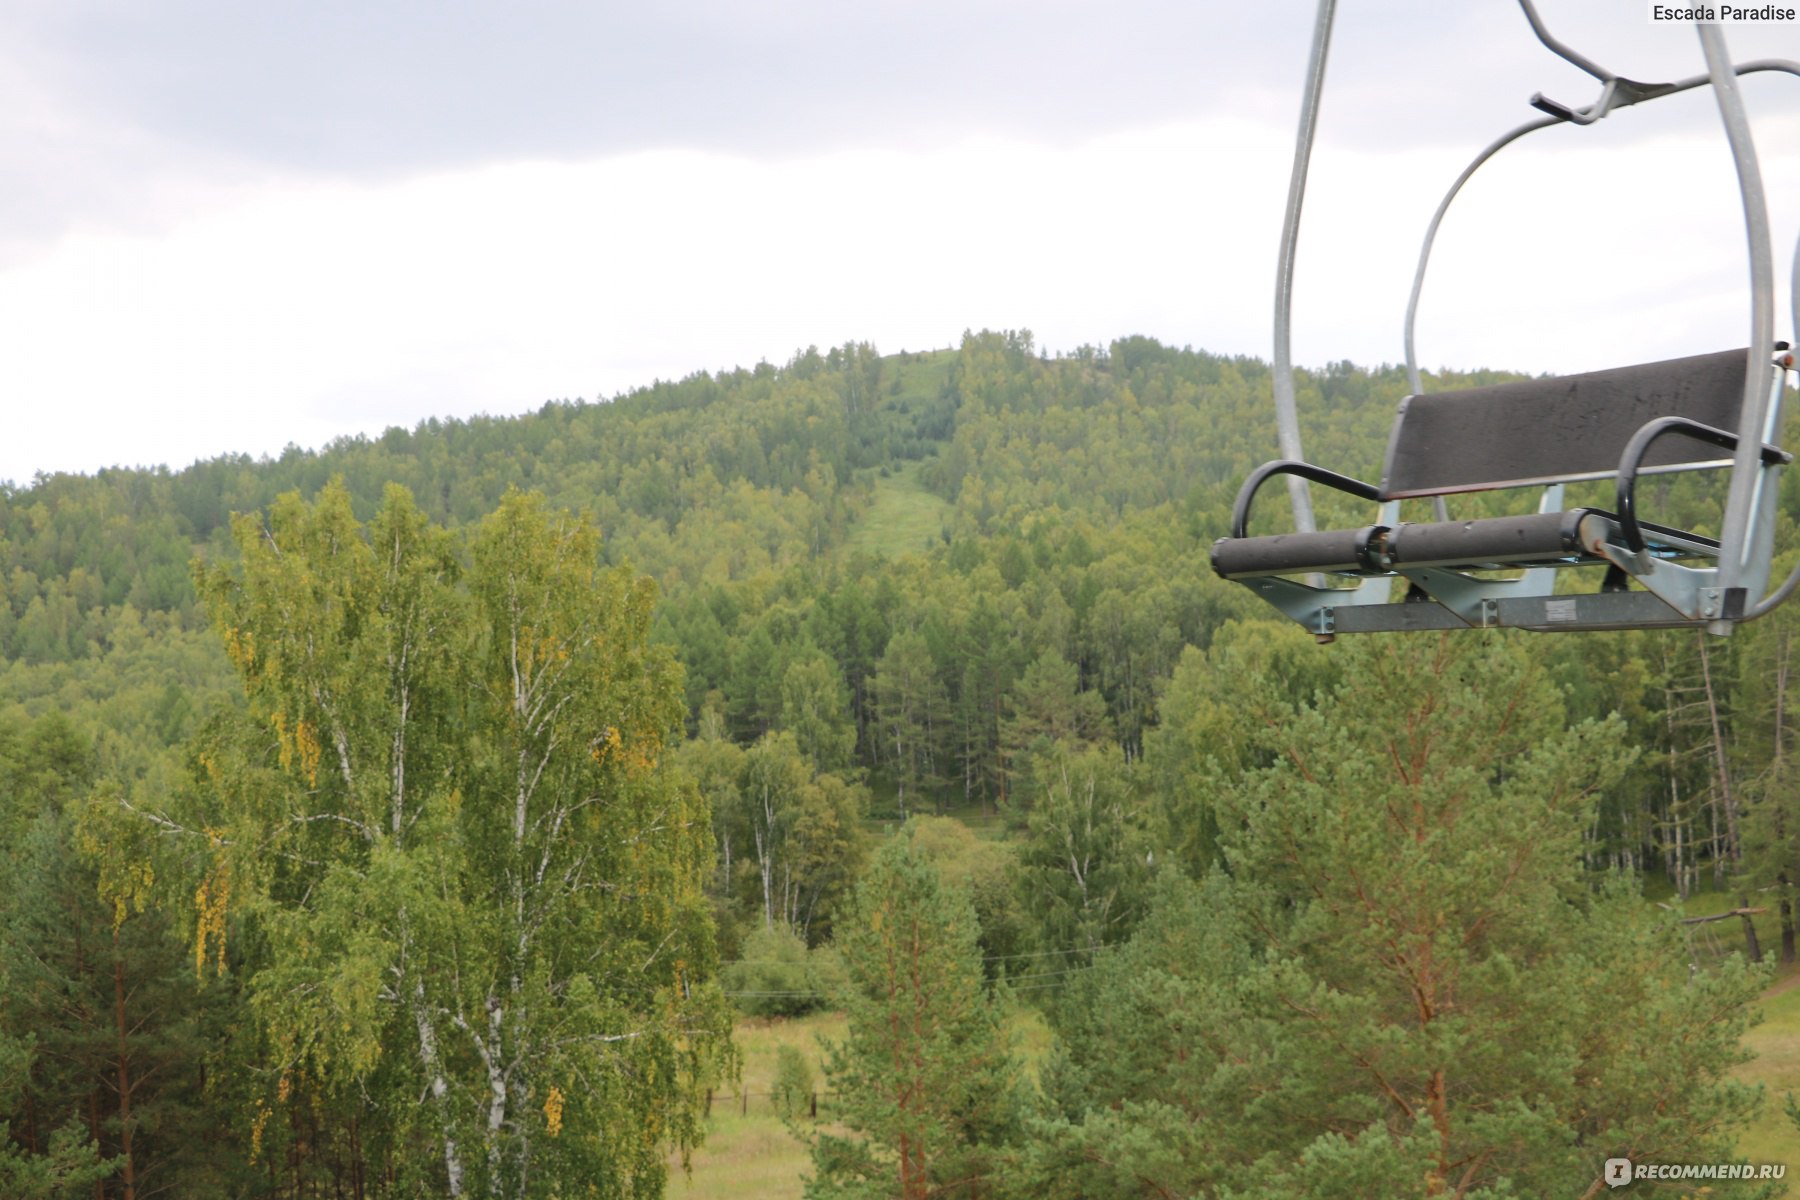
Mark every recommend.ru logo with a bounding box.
[1603,1156,1787,1188]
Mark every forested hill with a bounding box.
[1,327,1784,804]
[0,331,1490,662]
[2,328,1785,809]
[7,329,1800,1197]
[4,331,1526,828]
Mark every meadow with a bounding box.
[1737,967,1800,1196]
[667,1013,846,1200]
[670,1006,1053,1199]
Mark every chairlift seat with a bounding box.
[1245,0,1798,636]
[1212,348,1769,583]
[1380,349,1749,497]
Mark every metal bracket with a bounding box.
[1238,575,1380,643]
[1591,539,1715,620]
[1397,567,1545,628]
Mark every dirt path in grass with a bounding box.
[1766,969,1800,1000]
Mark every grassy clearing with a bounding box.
[1649,883,1798,1190]
[668,1012,845,1200]
[672,977,1799,1199]
[858,778,1011,837]
[1646,877,1790,965]
[1737,963,1800,1195]
[842,460,951,560]
[675,872,1798,1198]
[670,1005,1052,1200]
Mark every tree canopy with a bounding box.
[173,482,733,1198]
[1,332,1793,1195]
[1027,633,1769,1200]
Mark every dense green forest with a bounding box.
[3,331,1798,1198]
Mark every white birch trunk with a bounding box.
[413,984,465,1197]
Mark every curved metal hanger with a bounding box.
[1403,58,1800,399]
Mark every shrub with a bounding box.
[773,1045,814,1120]
[722,924,820,1018]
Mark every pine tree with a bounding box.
[872,632,949,817]
[1730,594,1800,963]
[0,1026,114,1200]
[997,650,1107,809]
[1024,633,1769,1200]
[1,715,222,1199]
[808,837,1022,1200]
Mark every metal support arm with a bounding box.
[1615,416,1788,553]
[1231,460,1382,540]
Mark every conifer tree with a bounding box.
[872,632,948,817]
[997,650,1107,808]
[1730,595,1800,962]
[1,715,221,1199]
[808,837,1022,1200]
[779,646,857,775]
[1025,633,1769,1200]
[0,1028,114,1200]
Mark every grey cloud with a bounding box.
[15,1,1301,170]
[3,1,1792,251]
[31,2,1768,171]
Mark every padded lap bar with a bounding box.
[1211,511,1606,578]
[1381,348,1748,497]
[1210,528,1376,579]
[1386,510,1589,567]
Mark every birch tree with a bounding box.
[735,732,865,941]
[183,482,732,1199]
[1013,742,1156,964]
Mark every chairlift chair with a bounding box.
[1211,1,1800,640]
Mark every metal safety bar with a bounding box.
[1230,460,1381,541]
[1615,417,1790,555]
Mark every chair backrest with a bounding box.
[1378,348,1750,499]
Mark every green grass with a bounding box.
[842,460,951,559]
[1638,882,1799,1191]
[674,888,1798,1200]
[668,1011,846,1200]
[1010,1005,1053,1084]
[1736,965,1800,1196]
[669,1005,1052,1200]
[1651,879,1793,968]
[857,771,1014,836]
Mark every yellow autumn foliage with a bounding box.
[544,1085,566,1137]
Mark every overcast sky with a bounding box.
[1,1,1795,485]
